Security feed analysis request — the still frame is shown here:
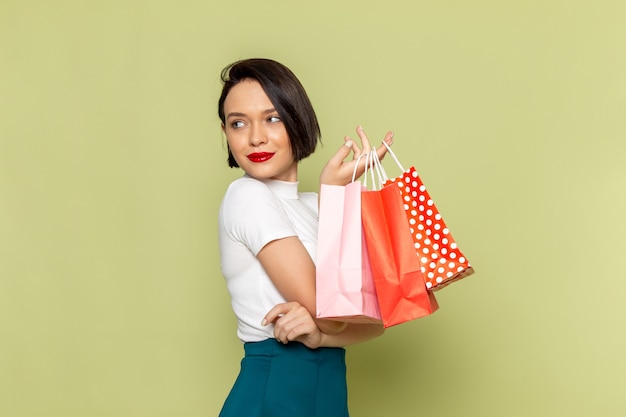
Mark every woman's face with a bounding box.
[222,79,297,182]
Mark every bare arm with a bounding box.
[257,236,347,335]
[263,302,385,348]
[319,322,385,347]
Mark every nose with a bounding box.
[248,123,268,146]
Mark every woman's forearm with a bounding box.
[319,322,385,348]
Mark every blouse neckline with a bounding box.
[245,175,300,200]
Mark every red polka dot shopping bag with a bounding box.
[380,142,474,291]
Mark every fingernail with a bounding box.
[344,140,353,147]
[357,125,363,131]
[390,131,394,139]
[261,318,267,326]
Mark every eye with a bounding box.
[268,115,281,123]
[230,120,245,129]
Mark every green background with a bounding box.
[2,1,625,416]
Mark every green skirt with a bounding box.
[219,339,349,417]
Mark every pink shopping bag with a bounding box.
[316,181,382,323]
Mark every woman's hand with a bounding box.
[263,302,323,349]
[320,125,394,186]
[263,301,386,349]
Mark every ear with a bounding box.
[221,123,226,134]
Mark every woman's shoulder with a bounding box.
[221,177,283,219]
[224,176,272,199]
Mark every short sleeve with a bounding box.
[219,177,297,255]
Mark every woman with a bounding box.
[217,58,392,417]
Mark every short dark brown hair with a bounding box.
[218,58,321,168]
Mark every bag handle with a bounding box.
[351,152,368,183]
[370,148,389,185]
[352,150,383,189]
[362,151,372,189]
[381,141,405,172]
[351,145,393,190]
[363,148,389,190]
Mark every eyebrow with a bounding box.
[226,108,277,119]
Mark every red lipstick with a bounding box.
[247,152,275,163]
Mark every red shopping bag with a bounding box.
[381,142,474,290]
[360,154,438,327]
[316,182,382,323]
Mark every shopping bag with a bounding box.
[381,141,474,290]
[360,152,438,328]
[316,179,382,323]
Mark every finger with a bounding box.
[375,131,395,161]
[326,138,357,169]
[343,136,362,160]
[383,130,394,146]
[276,305,315,342]
[274,320,289,344]
[272,313,291,343]
[262,302,293,326]
[274,312,303,344]
[283,316,317,344]
[287,322,315,343]
[355,125,372,153]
